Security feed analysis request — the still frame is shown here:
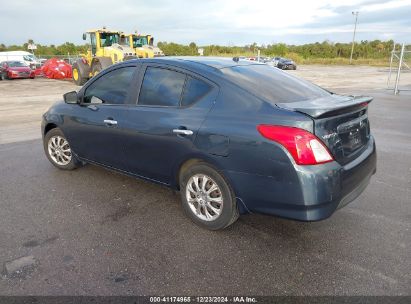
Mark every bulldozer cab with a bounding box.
[74,28,136,85]
[131,35,148,48]
[83,29,121,57]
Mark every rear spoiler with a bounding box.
[276,95,373,119]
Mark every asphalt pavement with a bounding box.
[0,77,410,295]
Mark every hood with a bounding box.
[143,45,164,55]
[107,43,136,55]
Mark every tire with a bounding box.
[0,73,5,81]
[91,62,102,77]
[180,162,239,230]
[43,128,79,170]
[72,62,87,86]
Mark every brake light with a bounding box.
[257,125,333,165]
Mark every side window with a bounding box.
[138,67,186,107]
[181,76,213,107]
[83,67,136,105]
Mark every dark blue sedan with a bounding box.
[42,57,376,230]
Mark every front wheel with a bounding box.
[180,162,239,230]
[72,62,87,86]
[43,128,79,170]
[91,62,102,77]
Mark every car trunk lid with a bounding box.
[277,94,372,165]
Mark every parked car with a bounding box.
[1,61,35,79]
[272,57,281,66]
[41,57,376,230]
[0,51,40,69]
[0,64,6,80]
[277,57,297,70]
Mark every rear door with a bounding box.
[121,64,219,184]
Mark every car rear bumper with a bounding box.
[224,136,376,221]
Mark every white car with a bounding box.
[0,51,40,69]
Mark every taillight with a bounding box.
[257,125,333,165]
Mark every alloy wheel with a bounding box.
[185,174,223,221]
[47,135,72,166]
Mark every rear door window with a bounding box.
[138,67,186,107]
[138,67,215,107]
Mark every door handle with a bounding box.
[173,129,193,136]
[104,119,118,126]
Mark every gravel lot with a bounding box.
[0,65,410,296]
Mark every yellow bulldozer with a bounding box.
[72,28,137,85]
[121,32,164,58]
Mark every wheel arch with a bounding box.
[173,156,222,190]
[92,57,113,70]
[43,122,58,136]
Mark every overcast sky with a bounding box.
[1,0,410,46]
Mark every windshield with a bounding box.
[100,33,120,47]
[23,55,36,62]
[221,64,330,104]
[133,36,148,47]
[7,61,28,67]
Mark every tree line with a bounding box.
[0,39,401,63]
[158,40,397,60]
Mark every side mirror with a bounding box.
[63,91,79,104]
[82,33,87,40]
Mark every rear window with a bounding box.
[221,65,330,103]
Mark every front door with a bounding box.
[64,65,139,170]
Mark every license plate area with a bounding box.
[337,114,369,155]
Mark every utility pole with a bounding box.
[350,11,359,64]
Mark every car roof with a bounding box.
[131,56,264,71]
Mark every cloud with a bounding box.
[1,0,410,46]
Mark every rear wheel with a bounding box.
[43,128,79,170]
[72,62,87,86]
[180,162,239,230]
